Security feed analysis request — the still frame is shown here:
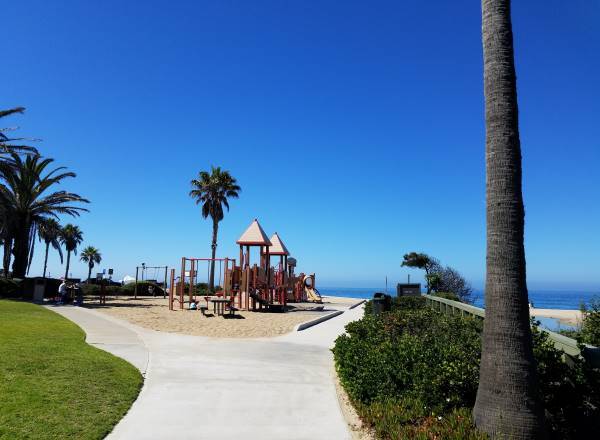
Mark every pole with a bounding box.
[168,269,175,310]
[134,266,139,299]
[189,259,195,305]
[164,266,168,299]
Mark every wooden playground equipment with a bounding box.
[168,218,322,313]
[169,257,238,311]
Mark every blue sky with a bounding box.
[3,1,599,289]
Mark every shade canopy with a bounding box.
[236,219,272,246]
[268,233,290,256]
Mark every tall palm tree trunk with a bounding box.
[43,242,50,278]
[3,237,12,277]
[12,220,31,278]
[87,264,93,282]
[209,220,219,291]
[64,251,71,280]
[208,220,219,292]
[473,1,546,438]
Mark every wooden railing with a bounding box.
[423,294,600,368]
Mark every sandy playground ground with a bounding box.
[85,295,359,338]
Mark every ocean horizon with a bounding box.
[319,287,599,311]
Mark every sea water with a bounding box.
[319,287,598,332]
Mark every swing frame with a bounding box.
[134,265,169,299]
[169,257,237,310]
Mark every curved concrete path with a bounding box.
[46,303,364,440]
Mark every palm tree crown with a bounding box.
[190,166,241,223]
[80,246,102,281]
[0,107,38,156]
[0,153,89,277]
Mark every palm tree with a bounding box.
[0,153,88,278]
[0,107,38,156]
[80,246,102,282]
[473,1,546,438]
[0,107,38,277]
[37,218,63,278]
[60,224,83,280]
[190,166,241,291]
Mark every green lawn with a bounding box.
[0,300,143,439]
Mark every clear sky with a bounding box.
[3,0,599,289]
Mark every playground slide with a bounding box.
[305,287,323,303]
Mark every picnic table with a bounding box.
[210,298,231,316]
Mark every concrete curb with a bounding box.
[294,310,344,331]
[348,300,366,310]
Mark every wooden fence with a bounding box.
[423,294,600,368]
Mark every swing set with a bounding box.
[134,264,169,299]
[168,257,239,310]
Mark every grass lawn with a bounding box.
[0,300,143,439]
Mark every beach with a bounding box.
[530,307,583,327]
[86,295,358,338]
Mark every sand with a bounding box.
[530,307,583,326]
[85,296,357,338]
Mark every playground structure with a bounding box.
[168,219,322,313]
[169,257,238,311]
[134,264,169,299]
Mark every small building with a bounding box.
[397,283,422,297]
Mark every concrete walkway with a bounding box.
[46,302,364,440]
[46,305,149,374]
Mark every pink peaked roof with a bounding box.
[268,233,290,256]
[236,219,272,246]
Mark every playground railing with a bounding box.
[422,294,600,368]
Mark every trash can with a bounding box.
[33,278,46,303]
[372,292,385,315]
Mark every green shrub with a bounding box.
[364,295,426,315]
[0,278,21,298]
[581,296,600,346]
[432,292,461,302]
[334,303,600,439]
[81,284,100,296]
[120,281,164,296]
[334,307,482,410]
[358,398,486,440]
[532,322,600,438]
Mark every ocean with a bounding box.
[319,287,598,310]
[319,287,598,331]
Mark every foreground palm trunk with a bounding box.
[11,221,31,278]
[473,1,546,438]
[3,238,12,277]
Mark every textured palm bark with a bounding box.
[473,0,546,438]
[3,237,12,277]
[43,242,49,278]
[64,251,71,280]
[11,219,31,278]
[209,220,218,291]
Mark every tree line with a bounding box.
[0,107,100,281]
